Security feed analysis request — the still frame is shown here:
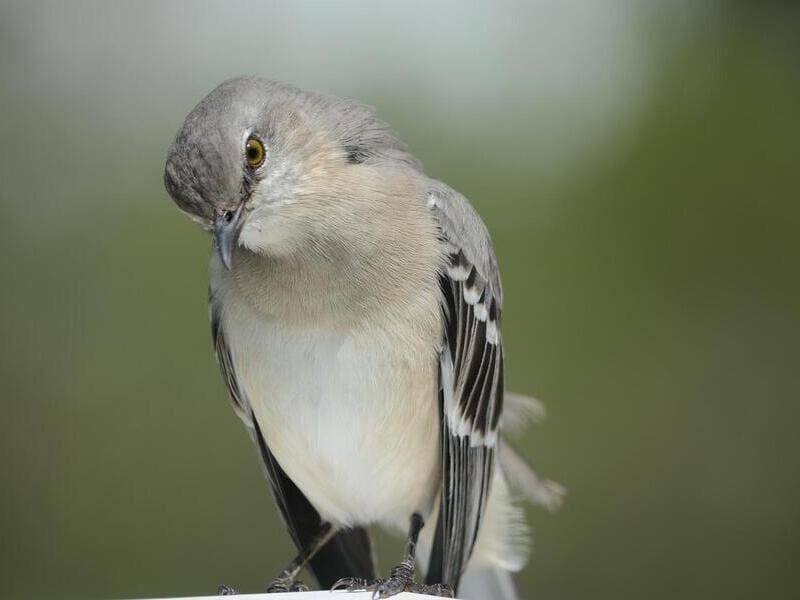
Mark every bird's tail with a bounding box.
[457,391,564,600]
[500,391,566,512]
[458,564,520,600]
[421,391,564,600]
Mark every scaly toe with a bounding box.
[373,579,407,599]
[409,582,455,598]
[217,585,237,595]
[265,581,290,593]
[372,572,413,598]
[333,572,428,598]
[332,577,373,592]
[290,581,309,592]
[266,577,308,593]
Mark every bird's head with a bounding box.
[164,77,419,269]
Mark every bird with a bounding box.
[163,77,563,600]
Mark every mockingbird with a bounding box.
[163,77,562,599]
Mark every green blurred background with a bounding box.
[1,1,799,599]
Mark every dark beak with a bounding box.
[213,205,244,270]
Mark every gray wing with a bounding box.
[209,288,375,587]
[425,182,504,590]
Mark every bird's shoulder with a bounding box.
[425,179,503,310]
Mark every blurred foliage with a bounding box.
[1,2,798,600]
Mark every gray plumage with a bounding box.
[164,77,562,599]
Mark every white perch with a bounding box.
[135,592,457,600]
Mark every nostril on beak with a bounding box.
[223,210,234,223]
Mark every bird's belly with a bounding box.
[224,309,441,529]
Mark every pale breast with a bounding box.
[219,288,442,529]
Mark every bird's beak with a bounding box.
[213,205,244,270]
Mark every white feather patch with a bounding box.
[482,429,498,447]
[486,319,499,345]
[441,349,463,433]
[474,303,488,321]
[457,418,473,438]
[469,430,485,447]
[448,264,470,281]
[464,285,481,305]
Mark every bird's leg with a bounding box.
[332,513,453,598]
[218,522,337,595]
[265,522,338,593]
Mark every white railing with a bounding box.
[139,592,452,600]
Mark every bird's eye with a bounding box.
[245,137,265,168]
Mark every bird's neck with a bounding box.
[217,214,441,334]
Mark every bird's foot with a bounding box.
[265,575,308,593]
[218,578,309,595]
[411,583,454,598]
[332,561,453,598]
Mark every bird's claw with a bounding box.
[411,583,455,598]
[332,577,373,592]
[218,578,309,595]
[331,566,453,598]
[266,577,308,593]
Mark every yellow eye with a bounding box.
[245,137,265,167]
